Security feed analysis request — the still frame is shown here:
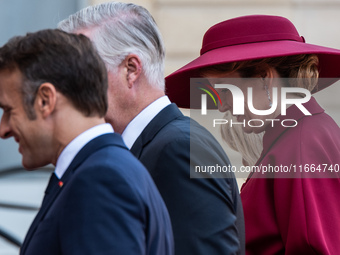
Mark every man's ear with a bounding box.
[124,54,142,88]
[35,83,57,118]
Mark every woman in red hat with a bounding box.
[166,15,340,254]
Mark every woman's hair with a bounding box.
[220,112,264,166]
[201,54,319,92]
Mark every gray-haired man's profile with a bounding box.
[59,3,245,254]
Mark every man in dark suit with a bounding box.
[59,2,245,254]
[0,29,173,255]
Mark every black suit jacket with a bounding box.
[20,133,174,255]
[131,104,245,255]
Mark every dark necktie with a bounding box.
[20,172,60,254]
[42,172,59,206]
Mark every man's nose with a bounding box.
[0,115,12,139]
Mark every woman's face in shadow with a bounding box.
[204,70,280,133]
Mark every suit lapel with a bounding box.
[130,104,183,158]
[20,175,64,254]
[20,133,127,254]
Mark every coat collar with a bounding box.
[259,96,324,164]
[60,133,126,183]
[130,103,183,158]
[240,97,324,185]
[21,133,126,254]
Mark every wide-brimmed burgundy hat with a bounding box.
[165,15,340,108]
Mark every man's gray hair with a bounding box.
[58,2,165,90]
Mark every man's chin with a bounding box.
[22,160,46,170]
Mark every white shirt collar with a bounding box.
[55,123,114,179]
[122,96,171,149]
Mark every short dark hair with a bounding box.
[0,29,108,119]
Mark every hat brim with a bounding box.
[165,40,340,108]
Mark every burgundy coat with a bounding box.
[241,97,340,254]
